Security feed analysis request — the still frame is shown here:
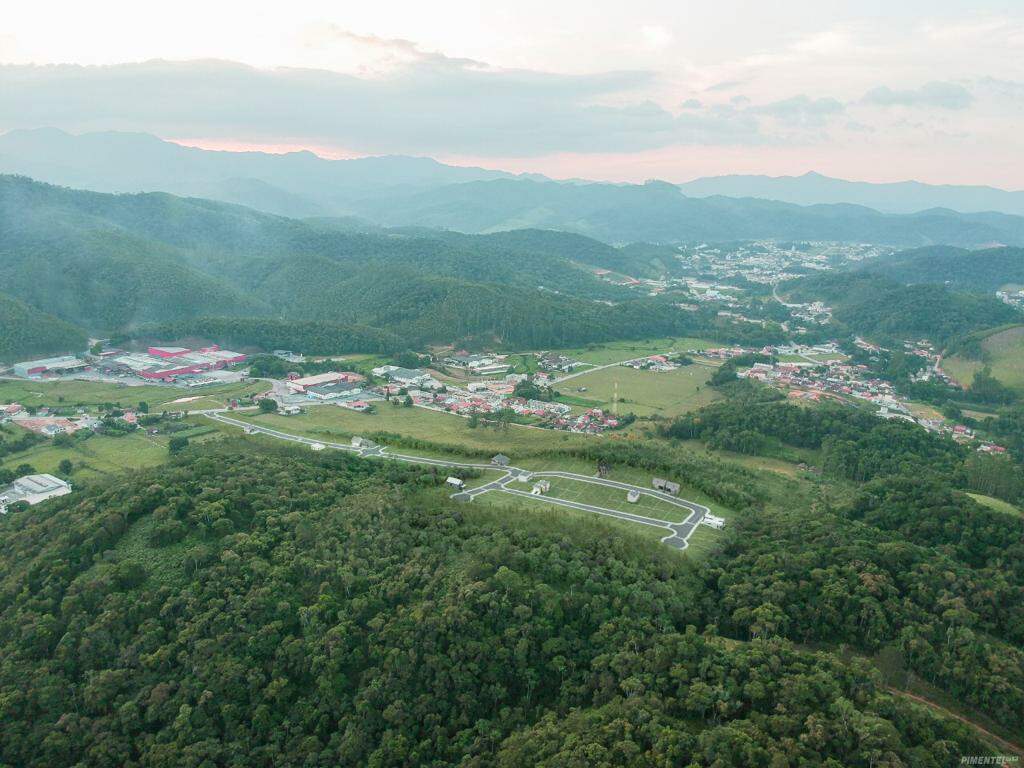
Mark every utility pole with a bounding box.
[612,380,618,416]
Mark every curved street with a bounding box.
[205,411,710,550]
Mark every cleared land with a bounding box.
[561,364,718,417]
[0,379,266,411]
[233,405,593,460]
[943,324,1024,391]
[1,431,172,479]
[968,493,1023,518]
[548,337,716,366]
[528,476,693,523]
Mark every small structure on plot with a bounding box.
[280,404,303,416]
[352,436,377,449]
[445,477,465,490]
[702,514,726,530]
[627,489,640,503]
[309,442,326,451]
[491,453,511,467]
[531,479,551,495]
[652,477,680,496]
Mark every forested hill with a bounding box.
[0,292,88,362]
[4,130,1024,247]
[347,178,1024,246]
[865,245,1024,291]
[784,272,1020,345]
[0,442,990,766]
[0,175,719,349]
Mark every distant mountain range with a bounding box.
[678,171,1024,217]
[2,128,1024,247]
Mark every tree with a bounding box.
[58,459,73,476]
[138,401,149,414]
[403,395,413,408]
[258,398,278,414]
[168,436,189,455]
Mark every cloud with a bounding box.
[0,58,770,156]
[861,81,974,110]
[752,95,845,126]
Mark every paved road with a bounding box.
[550,355,661,385]
[205,411,710,550]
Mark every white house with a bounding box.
[702,514,726,530]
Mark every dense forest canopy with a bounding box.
[864,245,1024,292]
[0,291,88,362]
[0,442,993,766]
[783,272,1019,346]
[0,176,697,350]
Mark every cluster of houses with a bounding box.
[536,352,579,373]
[996,288,1024,311]
[622,354,681,372]
[735,344,1010,454]
[442,353,509,376]
[0,401,146,437]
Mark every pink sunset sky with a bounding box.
[3,0,1023,187]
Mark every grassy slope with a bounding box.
[563,365,718,417]
[944,324,1024,390]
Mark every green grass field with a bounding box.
[0,378,266,411]
[524,476,693,523]
[1,431,173,480]
[943,324,1024,391]
[547,337,716,366]
[234,404,594,460]
[562,364,718,417]
[968,492,1023,518]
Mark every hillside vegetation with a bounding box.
[0,176,736,349]
[0,291,88,362]
[867,245,1024,292]
[784,272,1019,345]
[4,130,1024,246]
[0,443,992,766]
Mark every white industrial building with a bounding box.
[0,474,72,513]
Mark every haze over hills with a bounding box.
[3,129,1024,247]
[0,174,734,356]
[0,128,532,219]
[678,171,1024,217]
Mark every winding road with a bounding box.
[204,411,710,550]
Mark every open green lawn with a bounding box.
[562,364,718,417]
[943,324,1024,391]
[968,492,1023,518]
[547,337,716,366]
[1,431,173,480]
[0,378,266,412]
[233,404,594,460]
[517,476,691,522]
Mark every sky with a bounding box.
[1,1,1023,187]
